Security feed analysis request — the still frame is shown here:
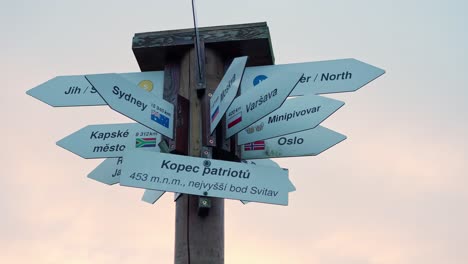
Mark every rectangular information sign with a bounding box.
[120,151,295,205]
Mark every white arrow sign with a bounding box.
[210,56,248,134]
[87,149,291,204]
[237,94,344,145]
[57,123,161,159]
[88,157,123,185]
[241,58,384,96]
[225,72,302,138]
[85,73,175,138]
[120,150,295,205]
[26,71,164,107]
[241,126,346,159]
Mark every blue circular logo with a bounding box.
[253,75,268,87]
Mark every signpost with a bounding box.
[241,58,385,96]
[85,73,175,138]
[26,21,385,264]
[225,72,302,138]
[241,126,347,159]
[120,150,295,205]
[210,56,248,133]
[26,71,164,107]
[57,123,161,159]
[237,94,344,144]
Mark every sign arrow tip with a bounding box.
[288,180,296,192]
[26,81,55,106]
[55,136,87,159]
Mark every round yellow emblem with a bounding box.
[138,80,154,92]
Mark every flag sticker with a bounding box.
[211,105,220,122]
[151,110,170,128]
[136,137,157,148]
[227,110,242,128]
[244,140,265,151]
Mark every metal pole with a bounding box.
[191,0,206,89]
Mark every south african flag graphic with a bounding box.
[135,137,157,148]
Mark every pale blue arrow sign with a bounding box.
[225,72,302,138]
[120,150,295,205]
[242,58,384,95]
[237,94,344,144]
[57,123,161,159]
[26,71,164,107]
[241,126,347,159]
[210,56,248,133]
[86,74,175,138]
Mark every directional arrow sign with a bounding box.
[225,72,302,138]
[241,126,346,159]
[88,153,289,204]
[237,94,344,145]
[88,157,123,185]
[210,56,248,134]
[120,150,295,205]
[57,123,161,159]
[241,58,385,96]
[26,71,164,107]
[86,73,174,138]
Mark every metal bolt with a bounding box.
[208,93,212,97]
[209,139,214,144]
[203,191,208,196]
[203,160,211,167]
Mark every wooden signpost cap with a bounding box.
[132,22,275,71]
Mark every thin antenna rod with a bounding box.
[191,0,203,83]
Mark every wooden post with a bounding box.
[173,47,225,263]
[132,22,275,264]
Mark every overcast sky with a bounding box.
[1,0,467,263]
